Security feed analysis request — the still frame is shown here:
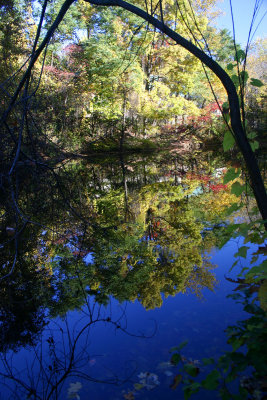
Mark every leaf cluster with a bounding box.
[169,285,267,399]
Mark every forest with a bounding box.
[0,0,266,399]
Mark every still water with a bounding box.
[0,152,251,399]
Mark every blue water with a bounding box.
[0,239,253,399]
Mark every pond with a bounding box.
[0,151,255,399]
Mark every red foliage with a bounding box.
[209,184,228,193]
[63,44,83,55]
[186,173,211,183]
[208,102,221,113]
[188,102,222,129]
[44,65,75,80]
[186,173,228,193]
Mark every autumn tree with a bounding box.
[0,0,266,235]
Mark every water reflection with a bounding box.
[0,298,155,399]
[0,152,236,398]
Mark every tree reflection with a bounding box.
[0,153,230,393]
[0,297,155,399]
[89,183,217,309]
[0,264,47,353]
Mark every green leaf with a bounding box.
[250,141,259,152]
[225,370,238,383]
[228,293,243,301]
[175,340,188,351]
[223,167,241,184]
[258,280,267,312]
[250,78,264,87]
[224,113,230,123]
[225,203,240,216]
[236,223,249,236]
[184,364,199,377]
[231,338,244,351]
[189,382,201,391]
[222,101,229,110]
[251,255,259,264]
[171,353,181,366]
[259,259,267,271]
[231,74,240,87]
[183,383,201,399]
[223,131,235,151]
[234,246,249,258]
[245,232,263,245]
[226,223,238,234]
[247,132,257,139]
[183,387,193,400]
[202,370,220,390]
[231,182,244,197]
[246,260,267,279]
[229,259,238,272]
[234,49,246,63]
[218,354,231,370]
[229,352,246,365]
[240,70,249,84]
[226,63,234,71]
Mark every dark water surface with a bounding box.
[0,152,250,399]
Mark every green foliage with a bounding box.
[234,49,246,63]
[170,340,188,353]
[223,130,235,151]
[184,364,200,377]
[1,0,263,160]
[202,370,220,390]
[88,183,217,310]
[167,168,267,399]
[169,284,267,399]
[223,168,241,184]
[258,280,267,311]
[240,70,249,84]
[226,63,235,71]
[230,181,244,197]
[230,74,240,88]
[246,260,267,281]
[234,245,249,258]
[250,140,259,152]
[222,101,229,110]
[171,353,182,366]
[224,51,265,160]
[250,78,264,87]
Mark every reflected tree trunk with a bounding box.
[119,152,130,221]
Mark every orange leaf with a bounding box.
[170,374,182,390]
